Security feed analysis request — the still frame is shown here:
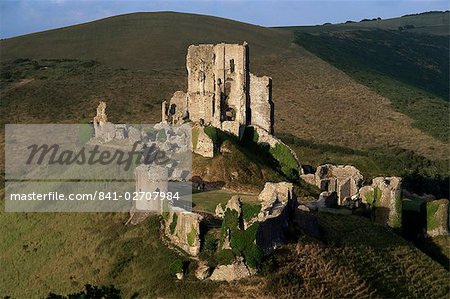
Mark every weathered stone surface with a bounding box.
[166,91,188,124]
[300,174,316,185]
[134,165,168,212]
[164,208,203,256]
[127,126,141,144]
[298,204,310,212]
[193,127,214,158]
[371,177,402,229]
[314,164,363,205]
[250,73,273,134]
[215,202,225,218]
[426,198,449,237]
[161,43,274,140]
[227,195,242,214]
[195,261,211,280]
[95,122,116,143]
[255,182,296,254]
[175,272,184,280]
[209,260,251,281]
[93,101,107,127]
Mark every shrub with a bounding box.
[204,234,218,251]
[169,259,184,275]
[215,249,235,265]
[242,203,261,221]
[170,213,178,235]
[219,209,262,268]
[244,243,263,268]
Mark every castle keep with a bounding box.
[162,42,273,138]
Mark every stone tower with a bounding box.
[162,42,274,139]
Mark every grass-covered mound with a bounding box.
[192,128,287,192]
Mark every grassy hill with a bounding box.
[1,12,448,164]
[1,191,449,298]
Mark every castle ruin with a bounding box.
[162,42,273,139]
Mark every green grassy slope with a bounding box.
[1,12,448,162]
[0,12,290,71]
[292,29,449,142]
[2,191,449,298]
[260,212,450,298]
[0,195,220,298]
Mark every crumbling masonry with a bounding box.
[162,42,273,139]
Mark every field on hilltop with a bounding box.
[281,10,449,35]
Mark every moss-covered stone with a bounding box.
[187,226,197,246]
[269,143,300,181]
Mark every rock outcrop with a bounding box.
[209,258,251,281]
[195,261,211,280]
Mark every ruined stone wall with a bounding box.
[360,177,402,229]
[161,43,274,143]
[313,164,363,205]
[186,44,216,125]
[134,165,168,212]
[213,44,248,131]
[165,91,188,124]
[249,74,273,134]
[164,208,203,256]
